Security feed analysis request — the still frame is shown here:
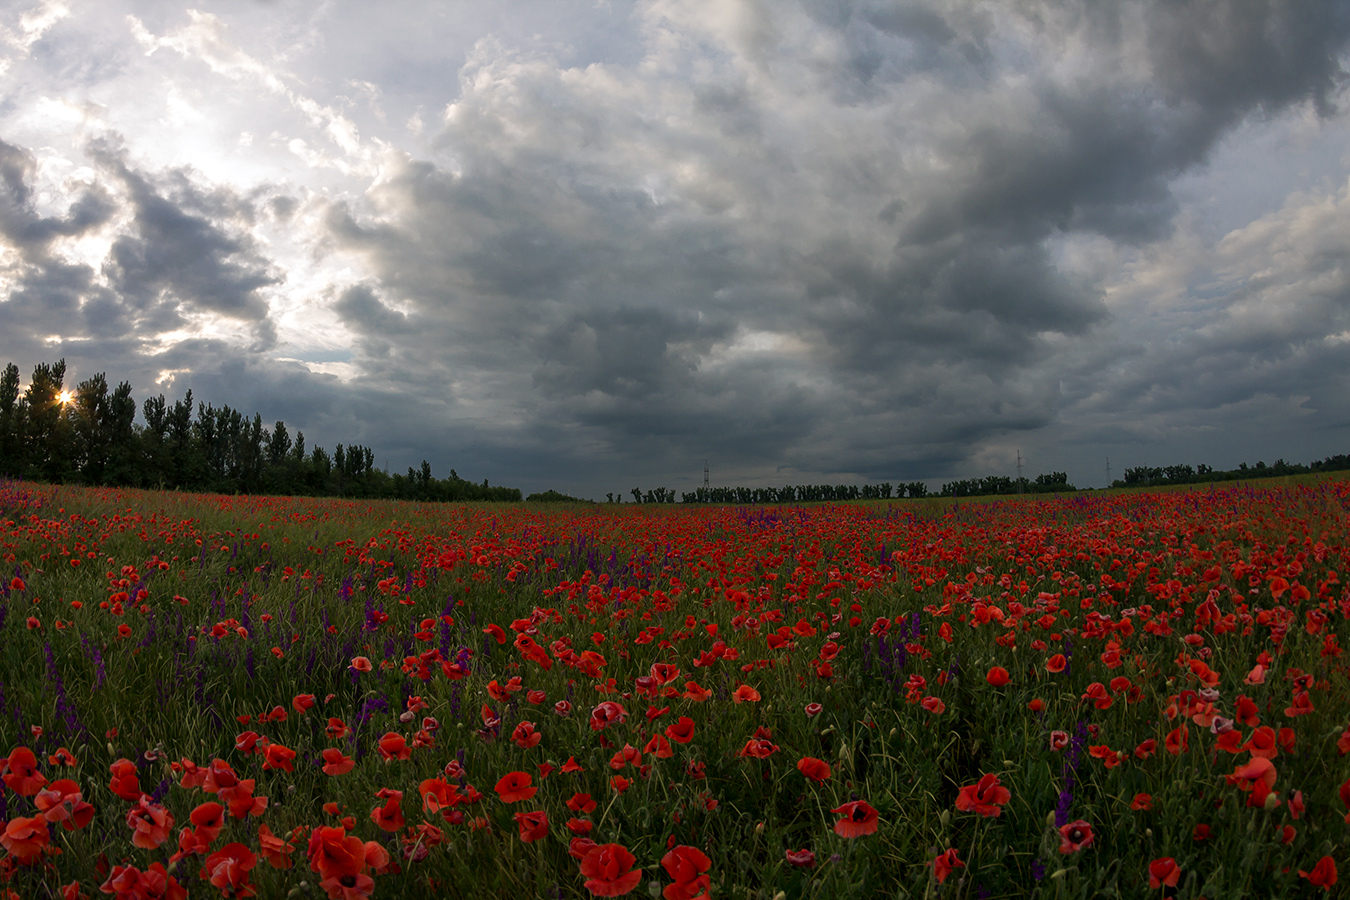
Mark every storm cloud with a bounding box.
[2,0,1350,496]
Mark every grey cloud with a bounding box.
[299,0,1350,493]
[89,139,281,330]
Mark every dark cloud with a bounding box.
[5,1,1350,496]
[89,139,281,332]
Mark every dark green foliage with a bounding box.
[0,358,522,502]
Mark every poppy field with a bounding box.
[0,477,1348,898]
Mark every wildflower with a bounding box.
[34,780,95,830]
[0,816,50,862]
[804,702,823,717]
[590,701,627,731]
[349,656,372,673]
[661,844,711,900]
[568,793,598,814]
[932,848,965,885]
[258,823,296,870]
[665,716,696,744]
[263,743,297,772]
[1299,856,1338,892]
[738,738,778,759]
[512,721,542,749]
[514,810,548,843]
[785,848,816,868]
[1045,654,1067,673]
[126,796,175,849]
[321,748,355,776]
[370,789,405,832]
[1148,857,1180,889]
[200,842,257,898]
[1131,793,1152,811]
[797,757,831,783]
[495,771,537,803]
[579,843,643,897]
[108,757,142,801]
[955,774,1011,817]
[377,732,410,762]
[986,666,1009,687]
[733,684,761,703]
[2,747,46,796]
[831,800,879,838]
[1058,820,1094,854]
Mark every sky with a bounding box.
[3,0,1350,499]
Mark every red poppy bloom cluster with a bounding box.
[0,479,1348,896]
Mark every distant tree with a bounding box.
[0,363,25,476]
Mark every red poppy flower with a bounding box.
[126,797,175,849]
[831,800,879,838]
[10,576,25,592]
[955,773,1011,817]
[1299,856,1338,891]
[349,656,372,673]
[201,842,257,898]
[797,757,831,783]
[1134,739,1157,759]
[483,623,507,644]
[738,739,778,759]
[263,743,297,772]
[785,848,816,868]
[1131,793,1152,811]
[932,848,965,884]
[512,721,542,749]
[638,733,670,760]
[108,757,143,801]
[986,666,1009,687]
[307,825,367,881]
[665,716,696,744]
[495,771,537,803]
[321,748,355,776]
[568,793,598,814]
[804,702,823,717]
[590,701,628,731]
[370,790,405,832]
[660,844,711,900]
[374,732,409,762]
[683,681,712,702]
[732,685,761,703]
[0,815,49,862]
[258,823,296,870]
[34,779,94,831]
[1148,857,1180,889]
[569,836,600,860]
[610,743,643,770]
[579,843,643,897]
[2,747,46,796]
[292,693,317,714]
[1164,725,1189,755]
[1045,654,1067,673]
[514,810,549,843]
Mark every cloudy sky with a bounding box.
[3,0,1350,498]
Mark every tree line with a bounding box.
[1113,456,1350,488]
[608,472,1073,505]
[0,359,521,502]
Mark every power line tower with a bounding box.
[703,460,709,492]
[1016,450,1024,493]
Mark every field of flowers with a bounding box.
[0,476,1347,898]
